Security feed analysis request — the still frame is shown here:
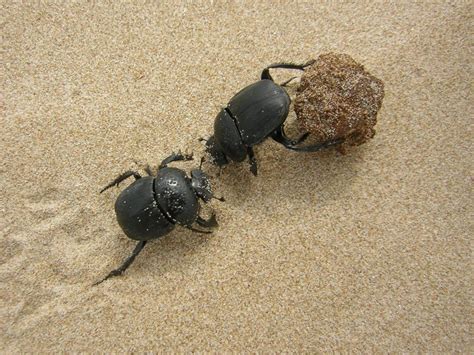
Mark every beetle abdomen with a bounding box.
[115,177,173,241]
[214,108,247,162]
[227,80,290,146]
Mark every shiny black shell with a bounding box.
[114,177,173,241]
[153,167,200,227]
[227,79,290,146]
[213,108,247,162]
[114,168,201,241]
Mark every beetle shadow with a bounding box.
[214,140,367,210]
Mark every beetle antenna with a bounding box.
[93,241,147,286]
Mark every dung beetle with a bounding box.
[94,152,223,285]
[203,61,343,175]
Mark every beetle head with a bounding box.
[204,136,228,167]
[191,168,213,202]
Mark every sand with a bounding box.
[1,1,472,352]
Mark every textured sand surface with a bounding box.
[1,2,472,352]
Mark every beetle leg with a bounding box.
[93,241,147,286]
[261,60,316,81]
[281,125,311,145]
[271,125,296,147]
[285,138,345,152]
[247,147,258,176]
[161,209,213,234]
[184,225,213,234]
[159,151,194,169]
[100,170,142,193]
[280,76,298,87]
[196,214,218,228]
[272,126,344,152]
[144,165,154,176]
[294,132,310,144]
[272,125,309,146]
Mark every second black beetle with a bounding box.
[94,152,223,285]
[203,61,343,175]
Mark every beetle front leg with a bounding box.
[100,170,142,193]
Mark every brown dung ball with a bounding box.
[294,53,384,153]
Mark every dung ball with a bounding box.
[294,53,384,153]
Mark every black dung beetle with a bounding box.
[94,152,223,285]
[203,61,343,175]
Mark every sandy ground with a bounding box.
[1,2,472,352]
